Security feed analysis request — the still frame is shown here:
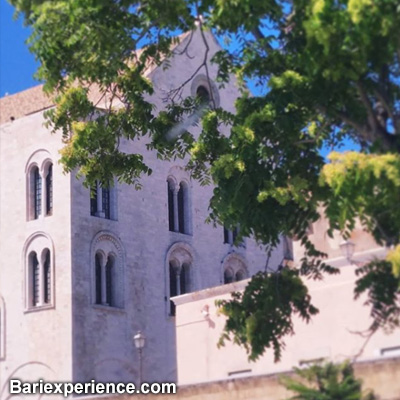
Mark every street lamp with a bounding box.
[133,331,145,386]
[339,240,355,262]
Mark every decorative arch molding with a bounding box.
[22,231,55,258]
[165,242,196,316]
[24,149,53,174]
[22,232,55,311]
[90,231,125,308]
[221,252,248,284]
[0,295,5,360]
[91,231,125,262]
[165,241,194,268]
[167,166,191,190]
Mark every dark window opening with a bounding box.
[196,85,210,105]
[223,225,240,245]
[178,183,185,234]
[31,253,39,306]
[43,250,51,304]
[33,167,42,219]
[95,254,102,305]
[224,269,234,284]
[235,270,245,281]
[46,165,53,215]
[168,181,174,231]
[223,227,230,244]
[90,186,98,216]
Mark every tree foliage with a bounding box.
[281,361,376,400]
[9,0,400,361]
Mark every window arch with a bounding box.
[167,167,191,235]
[26,150,54,220]
[91,232,124,308]
[222,253,248,285]
[166,243,194,316]
[23,232,55,310]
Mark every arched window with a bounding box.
[168,261,191,315]
[28,249,52,308]
[222,254,248,285]
[178,183,186,234]
[45,164,53,215]
[92,232,124,309]
[95,253,102,305]
[167,180,175,231]
[24,233,55,311]
[166,176,190,234]
[30,252,40,307]
[166,244,193,316]
[105,255,114,306]
[26,151,54,220]
[33,167,42,219]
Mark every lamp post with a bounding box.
[133,331,145,386]
[339,240,356,263]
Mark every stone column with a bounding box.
[96,181,105,218]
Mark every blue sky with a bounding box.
[0,0,39,97]
[0,0,359,156]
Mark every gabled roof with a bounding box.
[0,31,192,125]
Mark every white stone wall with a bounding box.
[0,111,73,390]
[174,246,399,386]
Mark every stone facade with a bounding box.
[0,30,285,391]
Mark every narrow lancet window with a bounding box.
[31,252,40,306]
[43,250,51,304]
[168,180,174,232]
[95,253,102,305]
[33,167,42,219]
[46,164,53,215]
